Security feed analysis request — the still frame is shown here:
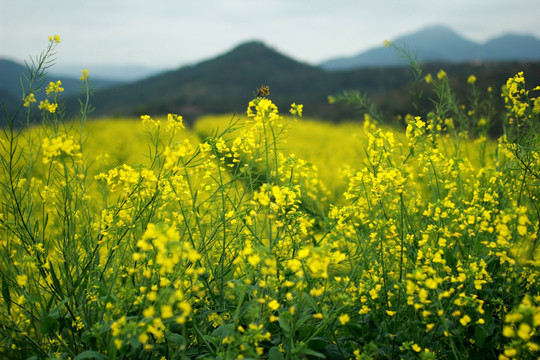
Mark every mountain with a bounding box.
[0,89,19,121]
[81,41,336,121]
[68,39,540,132]
[68,40,540,123]
[321,25,540,70]
[481,34,540,60]
[4,39,540,135]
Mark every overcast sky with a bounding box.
[1,0,540,70]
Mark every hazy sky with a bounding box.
[1,0,540,70]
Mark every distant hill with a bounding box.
[0,89,19,121]
[63,40,538,127]
[321,25,540,70]
[60,40,540,136]
[80,41,337,121]
[481,34,540,60]
[4,39,540,136]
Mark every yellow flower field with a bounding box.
[1,35,539,360]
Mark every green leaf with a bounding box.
[304,293,319,312]
[211,323,235,339]
[278,315,290,335]
[49,298,68,318]
[296,313,313,329]
[73,351,108,360]
[295,347,326,358]
[321,344,345,360]
[39,298,69,335]
[108,336,118,360]
[39,314,59,335]
[268,346,285,360]
[474,325,487,347]
[202,334,220,347]
[167,333,186,347]
[308,337,330,351]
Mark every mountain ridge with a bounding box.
[76,40,539,127]
[321,25,540,70]
[3,29,540,130]
[79,40,334,120]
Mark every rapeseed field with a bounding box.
[1,35,539,360]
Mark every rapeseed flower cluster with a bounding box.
[80,69,89,81]
[41,134,82,164]
[45,80,64,95]
[23,93,36,107]
[38,99,58,113]
[48,34,61,44]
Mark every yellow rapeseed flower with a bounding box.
[141,114,160,127]
[166,113,184,131]
[111,316,126,337]
[147,291,158,302]
[297,247,310,259]
[503,348,518,357]
[289,103,303,117]
[139,332,149,345]
[23,93,36,107]
[425,278,439,290]
[41,134,82,164]
[161,305,174,319]
[247,253,261,266]
[17,274,28,287]
[80,69,89,81]
[143,306,155,318]
[114,339,122,350]
[517,323,532,340]
[46,80,64,94]
[38,99,58,114]
[48,34,61,44]
[268,299,280,311]
[437,69,447,80]
[459,314,472,326]
[339,313,350,325]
